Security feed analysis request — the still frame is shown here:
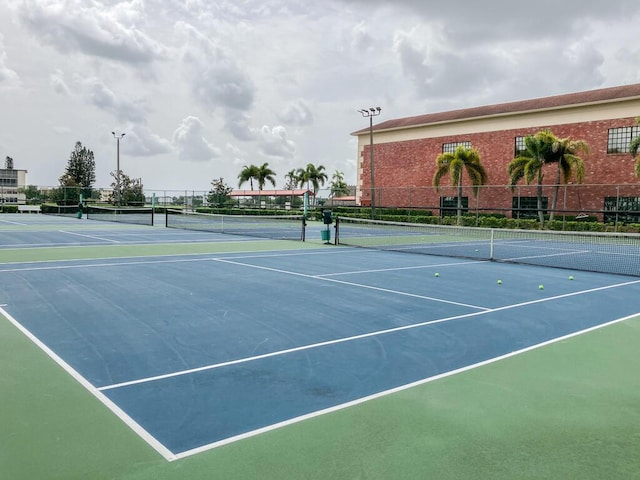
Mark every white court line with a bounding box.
[0,306,176,461]
[173,311,640,460]
[59,230,120,243]
[317,259,487,277]
[501,250,589,262]
[214,257,490,310]
[0,248,346,272]
[98,277,640,392]
[0,219,28,225]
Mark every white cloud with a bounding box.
[2,0,640,190]
[175,21,255,113]
[122,125,172,157]
[13,0,165,64]
[257,125,296,159]
[172,116,221,162]
[49,69,70,95]
[0,34,19,87]
[277,99,314,126]
[350,21,373,52]
[72,75,147,123]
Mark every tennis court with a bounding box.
[2,212,640,479]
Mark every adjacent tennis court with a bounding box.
[2,212,639,479]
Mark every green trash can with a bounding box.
[321,229,330,243]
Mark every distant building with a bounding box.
[352,84,640,220]
[0,159,27,204]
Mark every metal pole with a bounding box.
[358,107,382,219]
[116,137,120,206]
[112,132,125,206]
[369,115,375,218]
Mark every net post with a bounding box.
[489,229,494,260]
[165,208,169,228]
[334,217,340,245]
[151,194,156,227]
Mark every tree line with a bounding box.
[17,141,145,205]
[207,163,351,207]
[14,140,352,207]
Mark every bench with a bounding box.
[17,205,41,214]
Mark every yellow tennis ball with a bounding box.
[539,285,544,290]
[497,280,502,285]
[434,272,439,277]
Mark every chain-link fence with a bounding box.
[354,183,640,223]
[17,183,640,230]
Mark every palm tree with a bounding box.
[547,136,589,221]
[507,130,556,225]
[629,117,640,177]
[329,170,350,197]
[433,145,488,225]
[237,164,260,190]
[296,163,328,200]
[284,169,299,190]
[255,162,276,191]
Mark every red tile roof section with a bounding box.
[229,189,314,197]
[352,83,640,135]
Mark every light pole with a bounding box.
[358,107,381,218]
[112,132,125,206]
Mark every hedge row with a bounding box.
[196,207,303,216]
[332,211,640,233]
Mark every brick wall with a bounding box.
[359,117,640,217]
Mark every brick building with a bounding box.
[352,84,640,220]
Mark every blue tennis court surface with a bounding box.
[1,214,639,460]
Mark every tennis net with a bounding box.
[335,216,640,276]
[165,209,306,241]
[86,205,155,226]
[43,205,81,217]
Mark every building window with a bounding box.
[442,141,471,154]
[440,196,468,217]
[607,126,640,154]
[603,196,640,223]
[512,196,548,219]
[514,136,526,157]
[0,169,18,187]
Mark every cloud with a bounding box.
[277,99,314,126]
[49,69,70,95]
[392,23,607,110]
[73,74,147,123]
[257,125,296,159]
[12,0,165,64]
[172,116,221,162]
[122,125,172,157]
[0,34,19,87]
[175,21,255,113]
[4,0,640,191]
[350,21,373,52]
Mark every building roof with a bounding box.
[229,189,314,197]
[352,83,640,135]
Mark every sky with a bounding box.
[1,0,640,194]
